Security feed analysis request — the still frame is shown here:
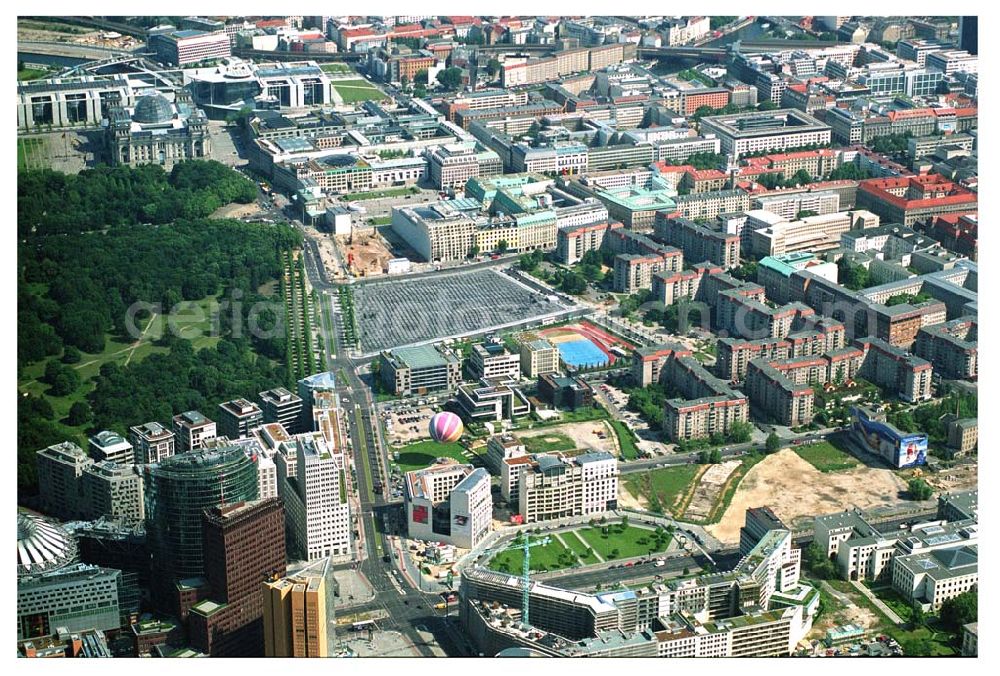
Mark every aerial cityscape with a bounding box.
[16,11,981,660]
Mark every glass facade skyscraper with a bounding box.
[144,445,259,582]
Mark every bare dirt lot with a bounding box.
[927,462,978,492]
[683,459,741,521]
[302,228,347,280]
[385,406,436,445]
[516,421,617,454]
[707,449,908,544]
[808,581,881,640]
[211,202,262,219]
[337,230,394,278]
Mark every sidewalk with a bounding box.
[851,580,904,626]
[332,568,377,608]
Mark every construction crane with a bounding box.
[494,534,550,629]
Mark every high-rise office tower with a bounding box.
[143,445,259,613]
[188,498,286,656]
[960,16,978,55]
[263,574,328,657]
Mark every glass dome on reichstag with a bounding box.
[132,93,175,124]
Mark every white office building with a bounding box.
[88,431,134,466]
[282,434,351,560]
[405,462,492,549]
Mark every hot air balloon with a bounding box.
[429,411,463,443]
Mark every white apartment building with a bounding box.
[750,210,877,257]
[925,50,978,76]
[699,109,832,160]
[554,200,609,230]
[752,190,840,221]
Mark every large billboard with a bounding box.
[851,407,928,469]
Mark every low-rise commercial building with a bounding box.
[856,175,977,227]
[380,343,462,396]
[17,564,122,640]
[537,373,594,410]
[468,341,521,381]
[129,422,175,465]
[455,379,532,423]
[149,27,231,66]
[405,462,492,549]
[750,210,877,257]
[520,338,560,378]
[518,452,618,523]
[427,143,503,190]
[172,410,217,452]
[698,109,831,159]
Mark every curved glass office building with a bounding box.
[144,446,259,581]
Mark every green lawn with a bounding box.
[17,137,46,171]
[609,420,639,460]
[576,524,672,560]
[623,464,701,515]
[321,63,355,74]
[795,441,859,473]
[332,79,387,103]
[17,294,223,436]
[488,536,578,574]
[522,431,576,454]
[560,531,600,564]
[529,405,609,426]
[867,583,916,623]
[343,185,419,201]
[393,439,469,473]
[165,295,221,351]
[18,68,50,81]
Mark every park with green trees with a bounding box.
[17,161,302,501]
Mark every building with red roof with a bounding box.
[856,174,978,226]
